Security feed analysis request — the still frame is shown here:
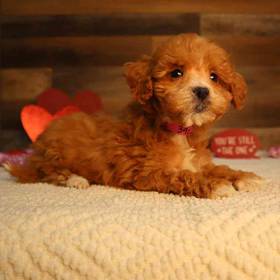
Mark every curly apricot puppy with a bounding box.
[9,34,263,198]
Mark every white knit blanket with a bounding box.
[0,158,279,280]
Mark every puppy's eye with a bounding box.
[210,72,218,82]
[170,69,183,78]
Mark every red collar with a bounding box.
[164,122,193,136]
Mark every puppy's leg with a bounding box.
[134,169,237,199]
[11,161,90,189]
[41,170,90,189]
[66,174,90,189]
[206,165,264,192]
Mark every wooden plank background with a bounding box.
[3,0,280,15]
[1,0,280,150]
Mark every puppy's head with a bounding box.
[124,33,247,127]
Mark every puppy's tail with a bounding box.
[6,162,39,183]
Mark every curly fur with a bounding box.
[9,33,262,198]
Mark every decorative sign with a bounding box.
[210,129,261,158]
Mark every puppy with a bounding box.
[9,33,263,198]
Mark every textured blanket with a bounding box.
[0,158,279,280]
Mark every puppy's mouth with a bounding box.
[195,102,208,113]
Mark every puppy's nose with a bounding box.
[192,87,209,101]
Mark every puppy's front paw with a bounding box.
[211,179,238,199]
[66,174,90,189]
[233,173,265,192]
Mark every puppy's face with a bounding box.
[124,34,247,127]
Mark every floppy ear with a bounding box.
[230,72,248,110]
[123,56,153,104]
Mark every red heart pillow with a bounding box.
[21,88,103,142]
[37,89,73,114]
[37,88,103,114]
[21,105,80,142]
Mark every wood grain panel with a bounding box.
[53,66,130,114]
[201,14,280,36]
[1,68,52,101]
[4,35,280,68]
[217,105,279,128]
[2,14,199,38]
[1,0,279,148]
[153,35,280,67]
[213,66,280,127]
[0,100,31,129]
[2,36,152,68]
[53,67,128,97]
[211,35,280,67]
[3,0,280,15]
